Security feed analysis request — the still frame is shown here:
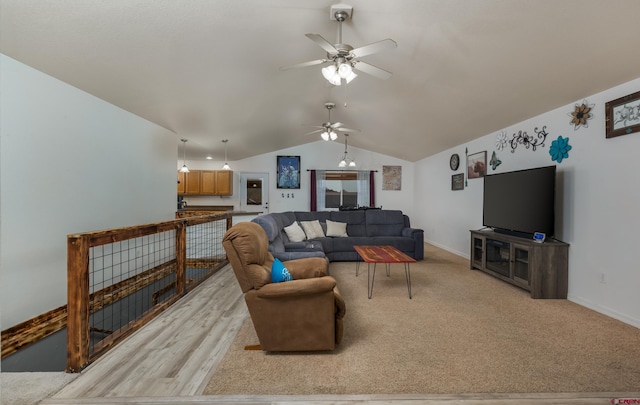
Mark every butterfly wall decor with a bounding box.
[490,151,502,170]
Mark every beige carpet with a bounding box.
[204,244,640,395]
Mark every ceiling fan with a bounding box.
[304,102,361,141]
[280,4,397,85]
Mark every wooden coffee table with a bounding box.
[353,245,416,299]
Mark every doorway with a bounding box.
[239,172,269,214]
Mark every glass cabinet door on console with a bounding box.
[471,235,485,269]
[485,238,510,278]
[512,244,530,288]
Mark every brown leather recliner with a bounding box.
[222,222,345,351]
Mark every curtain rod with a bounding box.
[306,169,378,172]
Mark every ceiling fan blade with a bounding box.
[352,60,393,80]
[303,129,325,136]
[350,38,397,58]
[279,59,327,71]
[337,127,361,133]
[305,33,338,54]
[330,122,343,129]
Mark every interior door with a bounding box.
[239,172,269,214]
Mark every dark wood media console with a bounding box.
[470,230,569,299]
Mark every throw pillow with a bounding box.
[271,258,293,283]
[326,219,348,237]
[300,220,325,239]
[284,221,306,242]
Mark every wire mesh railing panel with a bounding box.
[185,218,228,289]
[67,213,232,372]
[88,231,177,352]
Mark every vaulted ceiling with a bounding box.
[3,0,640,162]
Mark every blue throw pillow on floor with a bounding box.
[271,258,293,283]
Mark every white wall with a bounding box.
[182,140,416,220]
[414,77,640,328]
[0,55,177,328]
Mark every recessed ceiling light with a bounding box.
[206,156,213,160]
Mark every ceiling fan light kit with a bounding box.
[280,3,397,85]
[303,102,361,142]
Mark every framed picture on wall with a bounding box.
[605,90,640,138]
[382,165,402,190]
[277,155,301,189]
[467,151,487,179]
[451,173,464,190]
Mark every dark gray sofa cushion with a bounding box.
[330,211,367,237]
[366,209,405,237]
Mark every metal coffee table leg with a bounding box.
[368,263,377,299]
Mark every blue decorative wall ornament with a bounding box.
[509,126,549,153]
[549,136,572,163]
[568,99,594,130]
[489,151,502,170]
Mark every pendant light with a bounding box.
[179,139,189,173]
[338,134,356,168]
[222,139,231,170]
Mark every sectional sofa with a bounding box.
[252,209,424,262]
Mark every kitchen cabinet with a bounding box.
[177,170,233,196]
[177,171,186,194]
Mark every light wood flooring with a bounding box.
[42,263,639,405]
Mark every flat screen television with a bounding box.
[483,165,556,238]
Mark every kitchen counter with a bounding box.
[177,205,234,211]
[175,208,262,219]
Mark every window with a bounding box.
[325,172,358,209]
[315,171,371,211]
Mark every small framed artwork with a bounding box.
[451,173,464,190]
[605,90,640,138]
[277,155,301,189]
[467,151,487,179]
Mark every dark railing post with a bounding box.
[175,221,187,296]
[67,235,90,372]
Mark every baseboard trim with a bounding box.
[567,295,640,329]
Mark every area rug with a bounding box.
[204,245,640,395]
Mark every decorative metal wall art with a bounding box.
[509,126,549,153]
[605,90,640,138]
[489,151,502,170]
[568,100,594,130]
[549,136,572,163]
[495,131,508,150]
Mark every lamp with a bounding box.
[221,139,231,170]
[338,134,356,168]
[179,139,189,173]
